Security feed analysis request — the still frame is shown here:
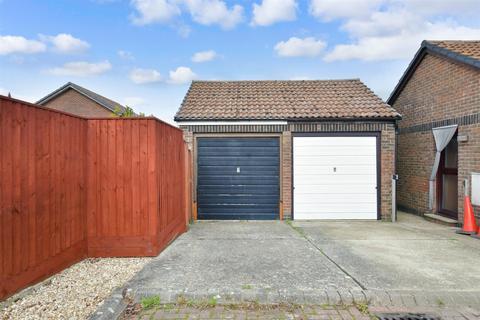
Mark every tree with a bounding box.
[113,105,144,118]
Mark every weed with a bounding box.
[140,295,161,310]
[207,296,217,307]
[354,302,369,314]
[242,284,253,290]
[436,298,445,307]
[176,295,187,305]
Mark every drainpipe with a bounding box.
[392,120,399,222]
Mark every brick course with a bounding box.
[41,88,114,118]
[392,53,480,222]
[181,121,396,220]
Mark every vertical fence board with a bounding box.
[124,120,133,236]
[131,120,140,236]
[27,105,36,269]
[139,120,149,238]
[12,103,22,274]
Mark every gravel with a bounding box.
[0,258,150,320]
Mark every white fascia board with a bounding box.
[176,121,287,126]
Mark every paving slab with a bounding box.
[294,213,480,292]
[131,220,360,301]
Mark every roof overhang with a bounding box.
[176,120,288,125]
[387,41,480,105]
[175,117,399,125]
[36,83,116,112]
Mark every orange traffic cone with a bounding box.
[456,196,479,235]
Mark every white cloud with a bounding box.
[183,0,244,29]
[123,96,145,106]
[130,0,244,29]
[0,35,46,55]
[168,66,197,84]
[325,22,480,62]
[341,9,420,38]
[403,0,480,16]
[324,6,480,62]
[118,50,135,60]
[40,33,90,53]
[130,68,162,84]
[191,50,217,62]
[309,0,382,21]
[130,0,180,25]
[274,37,326,57]
[49,60,112,76]
[251,0,297,26]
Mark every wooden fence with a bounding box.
[86,118,187,256]
[0,96,188,299]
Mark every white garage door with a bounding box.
[293,136,378,220]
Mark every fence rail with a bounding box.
[0,96,188,299]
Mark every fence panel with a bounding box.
[0,96,188,300]
[85,118,187,256]
[0,97,87,300]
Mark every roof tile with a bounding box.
[426,40,480,61]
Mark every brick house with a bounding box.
[388,40,480,224]
[175,80,400,221]
[37,82,125,118]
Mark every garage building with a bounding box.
[175,80,400,220]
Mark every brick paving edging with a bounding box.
[131,288,480,309]
[136,304,371,320]
[91,286,480,319]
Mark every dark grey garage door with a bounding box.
[197,137,280,220]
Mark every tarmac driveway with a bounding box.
[124,212,480,308]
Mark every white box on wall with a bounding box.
[472,173,480,206]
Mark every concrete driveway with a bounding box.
[122,213,480,309]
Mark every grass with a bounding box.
[140,295,161,310]
[242,284,253,290]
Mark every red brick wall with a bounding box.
[380,126,396,220]
[281,131,292,219]
[393,53,480,222]
[41,89,114,118]
[182,121,396,220]
[396,131,433,214]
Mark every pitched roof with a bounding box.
[427,40,480,62]
[36,82,126,113]
[388,40,480,105]
[174,79,399,121]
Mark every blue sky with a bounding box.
[1,0,480,122]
